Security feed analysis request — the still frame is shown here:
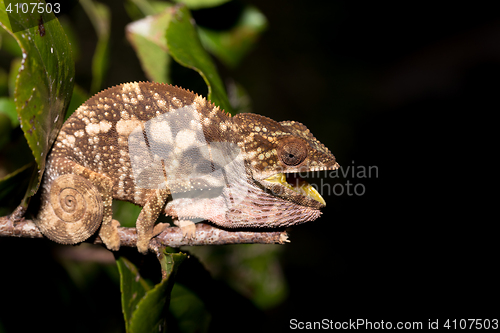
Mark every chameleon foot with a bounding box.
[99,219,121,251]
[153,222,169,237]
[174,220,196,239]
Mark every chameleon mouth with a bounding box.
[263,173,326,206]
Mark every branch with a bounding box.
[0,212,289,250]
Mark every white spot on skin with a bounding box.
[66,135,75,146]
[175,130,198,149]
[116,119,141,136]
[85,123,101,136]
[156,99,166,108]
[149,119,173,144]
[100,120,112,133]
[121,94,131,103]
[121,82,141,95]
[170,159,180,168]
[74,129,85,138]
[134,189,143,202]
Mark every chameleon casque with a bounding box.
[35,82,339,253]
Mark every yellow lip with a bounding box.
[264,173,326,206]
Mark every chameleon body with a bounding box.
[35,82,339,253]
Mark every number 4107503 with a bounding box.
[5,2,61,14]
[444,319,498,330]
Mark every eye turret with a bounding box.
[277,137,308,166]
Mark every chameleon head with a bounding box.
[212,113,340,228]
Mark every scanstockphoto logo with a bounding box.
[265,160,379,199]
[297,161,379,197]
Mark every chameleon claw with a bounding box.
[152,222,169,237]
[174,220,196,240]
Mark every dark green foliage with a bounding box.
[0,0,74,206]
[117,250,187,333]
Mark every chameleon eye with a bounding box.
[277,137,308,166]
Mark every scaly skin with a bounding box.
[35,82,339,253]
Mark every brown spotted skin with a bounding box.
[36,82,338,253]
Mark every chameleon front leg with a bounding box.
[136,189,170,254]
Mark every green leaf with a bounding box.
[166,5,233,114]
[0,116,35,184]
[0,162,34,210]
[170,284,211,333]
[0,67,7,96]
[65,84,89,121]
[187,244,288,309]
[126,7,173,83]
[7,58,21,97]
[172,0,231,10]
[80,0,110,94]
[117,250,187,333]
[0,96,17,126]
[198,5,267,68]
[116,256,154,332]
[0,0,75,202]
[0,21,22,57]
[112,200,142,228]
[0,112,12,150]
[59,18,81,66]
[125,0,172,18]
[225,79,251,114]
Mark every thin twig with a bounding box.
[0,213,289,251]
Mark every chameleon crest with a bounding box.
[35,82,339,253]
